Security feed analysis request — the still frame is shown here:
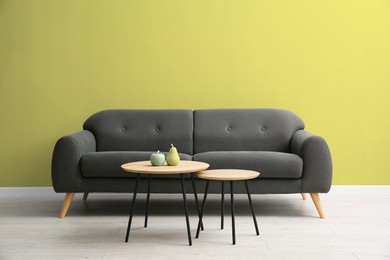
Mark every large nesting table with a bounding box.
[121,160,209,246]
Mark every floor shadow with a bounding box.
[0,194,307,218]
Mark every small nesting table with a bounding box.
[195,169,260,245]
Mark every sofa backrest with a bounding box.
[194,109,304,153]
[83,109,193,154]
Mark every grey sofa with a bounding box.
[52,109,332,218]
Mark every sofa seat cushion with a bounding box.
[81,151,192,178]
[193,151,303,179]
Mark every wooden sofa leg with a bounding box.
[60,192,75,218]
[310,193,325,219]
[83,192,89,201]
[301,193,307,200]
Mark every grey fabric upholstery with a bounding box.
[81,151,192,178]
[194,109,304,153]
[51,130,96,192]
[193,151,303,179]
[292,130,332,193]
[83,109,193,154]
[51,109,332,196]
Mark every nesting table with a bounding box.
[121,160,209,246]
[195,169,260,245]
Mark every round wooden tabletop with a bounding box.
[196,169,260,181]
[121,160,210,175]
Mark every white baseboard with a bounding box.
[0,187,56,196]
[1,185,390,196]
[329,185,390,195]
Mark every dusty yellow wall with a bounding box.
[1,1,390,186]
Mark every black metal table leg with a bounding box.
[196,180,210,238]
[221,181,224,229]
[244,181,259,235]
[230,181,236,245]
[125,173,140,242]
[181,174,192,246]
[191,174,204,230]
[144,175,152,228]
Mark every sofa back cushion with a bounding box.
[194,109,304,153]
[84,109,193,154]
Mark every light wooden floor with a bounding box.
[0,188,390,260]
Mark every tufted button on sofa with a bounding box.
[52,109,332,218]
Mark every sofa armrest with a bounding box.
[51,130,96,192]
[291,130,332,193]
